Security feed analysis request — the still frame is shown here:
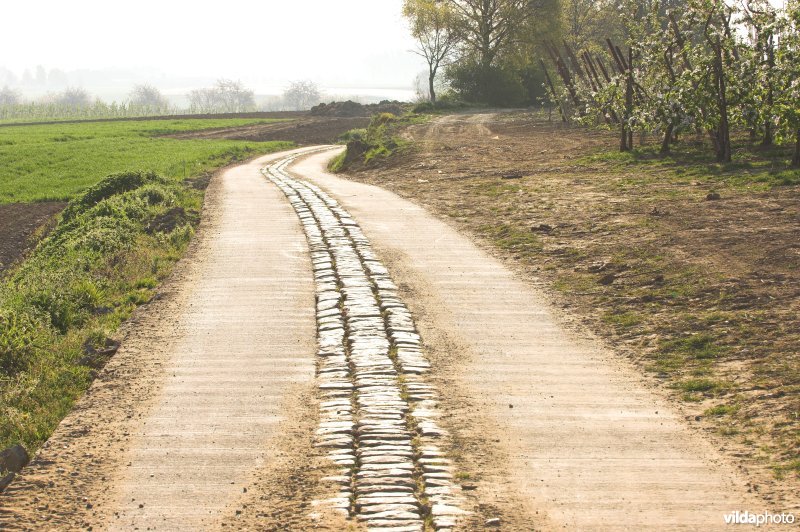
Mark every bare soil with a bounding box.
[340,111,800,511]
[300,150,759,529]
[0,202,65,273]
[167,116,369,146]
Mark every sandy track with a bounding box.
[0,144,772,530]
[295,149,762,531]
[0,147,323,530]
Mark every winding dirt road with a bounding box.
[1,146,766,530]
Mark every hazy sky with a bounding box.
[1,0,425,93]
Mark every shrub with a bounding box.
[446,61,527,107]
[412,98,468,114]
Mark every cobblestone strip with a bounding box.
[263,154,466,531]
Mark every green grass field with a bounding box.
[0,118,293,203]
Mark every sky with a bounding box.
[0,0,426,97]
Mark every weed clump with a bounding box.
[330,113,413,172]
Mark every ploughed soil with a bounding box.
[342,111,800,509]
[166,117,369,146]
[0,203,65,273]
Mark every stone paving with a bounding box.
[264,153,467,531]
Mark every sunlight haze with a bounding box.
[1,0,424,98]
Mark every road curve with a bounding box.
[294,148,760,531]
[1,145,764,531]
[0,147,323,530]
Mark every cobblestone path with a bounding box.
[265,153,467,531]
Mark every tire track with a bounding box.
[264,152,466,531]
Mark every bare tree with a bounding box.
[283,81,322,111]
[129,84,169,113]
[55,87,91,108]
[189,79,256,113]
[0,86,21,106]
[215,79,256,113]
[188,87,216,113]
[403,0,461,102]
[445,0,540,68]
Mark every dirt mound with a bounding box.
[310,100,407,118]
[165,117,370,146]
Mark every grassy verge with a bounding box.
[0,118,291,203]
[0,172,198,450]
[329,113,428,172]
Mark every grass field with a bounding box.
[0,118,293,203]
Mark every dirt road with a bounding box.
[294,149,762,530]
[0,147,323,530]
[1,146,768,530]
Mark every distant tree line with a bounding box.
[0,84,175,122]
[0,77,330,121]
[188,79,256,114]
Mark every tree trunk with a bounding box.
[661,123,674,154]
[762,42,775,147]
[620,47,634,152]
[620,122,629,151]
[762,121,773,147]
[714,38,732,163]
[429,70,436,104]
[793,129,800,168]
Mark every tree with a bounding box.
[775,0,800,166]
[282,80,322,110]
[47,68,69,89]
[739,0,779,146]
[189,79,256,113]
[55,87,91,108]
[0,86,21,106]
[441,0,560,105]
[446,0,538,68]
[403,0,460,102]
[214,79,256,113]
[562,0,617,52]
[129,84,170,113]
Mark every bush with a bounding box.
[412,98,469,114]
[337,128,367,143]
[9,171,194,333]
[331,113,412,171]
[446,61,527,107]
